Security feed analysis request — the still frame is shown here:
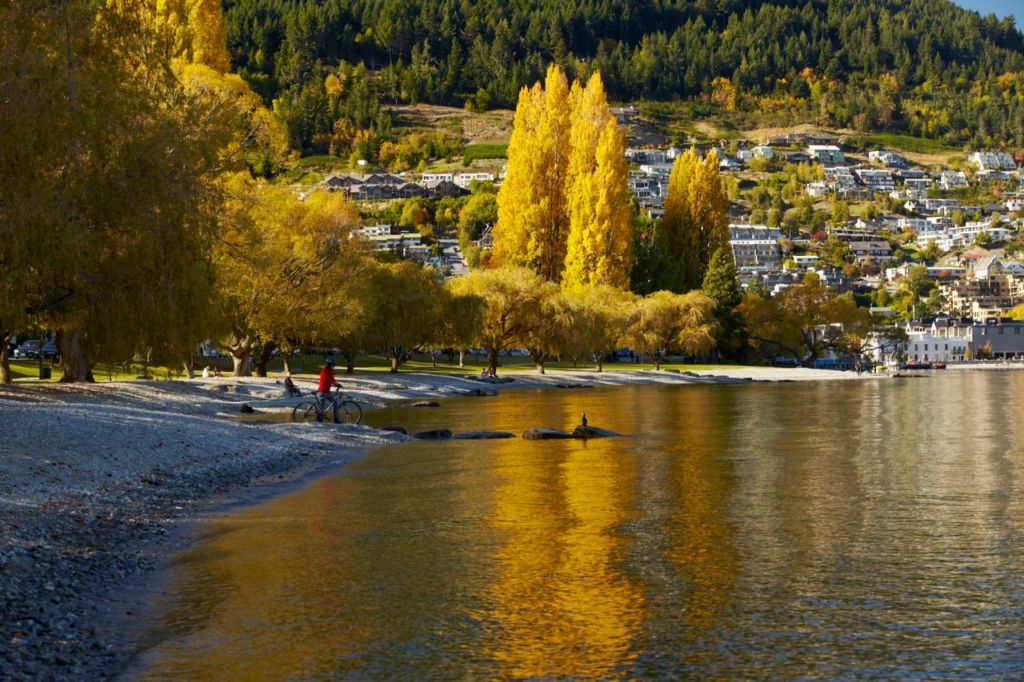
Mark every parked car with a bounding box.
[14,340,41,358]
[772,356,800,367]
[201,347,220,358]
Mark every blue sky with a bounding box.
[953,0,1019,26]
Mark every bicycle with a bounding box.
[292,387,362,425]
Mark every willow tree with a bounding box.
[449,266,550,377]
[493,65,572,281]
[660,148,729,292]
[0,0,229,382]
[558,285,638,372]
[214,183,364,376]
[562,74,632,289]
[627,291,717,370]
[363,261,445,373]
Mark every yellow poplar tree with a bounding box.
[563,73,631,289]
[493,65,572,281]
[151,0,231,72]
[661,148,701,292]
[660,148,729,292]
[690,149,729,281]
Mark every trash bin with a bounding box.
[39,366,51,380]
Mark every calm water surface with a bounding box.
[130,372,1024,679]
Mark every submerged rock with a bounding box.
[571,425,621,439]
[412,429,452,440]
[463,388,497,397]
[239,404,255,414]
[453,430,515,440]
[523,428,573,440]
[379,426,407,435]
[411,401,441,408]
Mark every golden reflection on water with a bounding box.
[483,435,641,677]
[131,374,1024,679]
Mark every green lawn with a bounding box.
[463,143,508,164]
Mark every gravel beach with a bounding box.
[0,366,871,679]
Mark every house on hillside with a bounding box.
[969,151,1017,171]
[610,106,637,124]
[808,145,845,166]
[728,224,783,272]
[848,241,894,263]
[423,179,468,198]
[938,170,969,190]
[855,168,895,191]
[323,175,363,192]
[868,150,906,168]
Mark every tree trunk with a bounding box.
[253,343,275,377]
[227,333,256,377]
[653,354,662,371]
[282,357,292,374]
[182,356,196,379]
[342,350,356,374]
[232,353,252,377]
[458,348,465,368]
[530,351,546,374]
[596,358,604,372]
[0,331,12,384]
[431,350,437,368]
[487,348,499,377]
[56,330,94,382]
[390,354,399,373]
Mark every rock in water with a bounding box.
[411,401,441,408]
[412,429,453,440]
[571,425,621,439]
[379,426,408,435]
[239,404,255,414]
[463,388,497,397]
[453,431,516,440]
[522,428,573,440]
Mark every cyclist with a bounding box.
[317,357,341,415]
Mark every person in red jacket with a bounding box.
[317,357,340,411]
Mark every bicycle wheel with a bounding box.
[333,399,362,425]
[292,401,320,423]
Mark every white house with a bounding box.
[969,151,1017,171]
[453,172,494,189]
[938,170,969,190]
[808,145,845,165]
[904,326,969,363]
[868,150,906,167]
[855,168,896,191]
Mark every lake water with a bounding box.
[128,371,1024,679]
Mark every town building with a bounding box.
[728,224,783,272]
[969,151,1017,172]
[868,150,906,168]
[808,145,845,166]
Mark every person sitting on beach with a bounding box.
[213,367,223,377]
[202,366,211,378]
[318,358,341,408]
[283,373,301,397]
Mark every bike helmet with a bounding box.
[325,357,336,366]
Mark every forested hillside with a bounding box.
[222,0,1024,153]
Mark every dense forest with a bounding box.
[222,0,1024,153]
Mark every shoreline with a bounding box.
[0,363,1016,678]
